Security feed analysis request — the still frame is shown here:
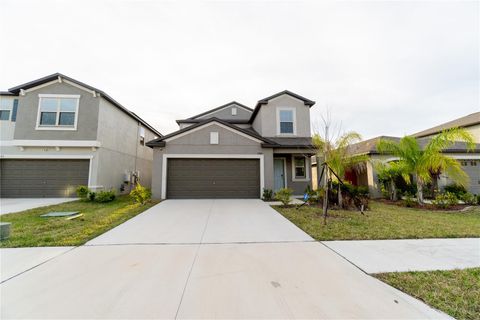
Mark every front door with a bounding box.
[274,158,285,191]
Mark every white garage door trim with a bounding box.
[0,154,94,188]
[162,154,264,199]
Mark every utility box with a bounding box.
[0,222,11,240]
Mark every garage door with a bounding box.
[167,158,260,199]
[0,159,89,198]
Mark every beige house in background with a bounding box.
[340,112,480,197]
[412,112,480,142]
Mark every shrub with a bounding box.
[432,192,459,209]
[130,183,152,205]
[403,194,416,207]
[477,195,480,205]
[460,192,477,205]
[95,190,116,203]
[275,188,293,206]
[87,191,96,201]
[76,185,90,199]
[316,187,325,203]
[443,184,467,198]
[304,185,317,204]
[262,188,274,201]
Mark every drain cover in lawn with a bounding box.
[41,211,80,217]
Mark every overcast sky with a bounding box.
[1,0,478,139]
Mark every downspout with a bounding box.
[131,121,140,192]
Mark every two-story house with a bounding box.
[147,90,316,199]
[0,73,161,198]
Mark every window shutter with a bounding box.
[11,99,18,122]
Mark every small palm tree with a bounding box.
[374,161,409,201]
[377,128,474,204]
[313,131,368,208]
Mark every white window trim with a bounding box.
[161,154,264,199]
[276,107,297,136]
[0,109,11,121]
[274,157,288,189]
[291,155,309,181]
[0,97,14,121]
[210,132,219,144]
[231,107,237,116]
[35,94,80,131]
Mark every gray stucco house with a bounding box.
[147,91,316,199]
[0,73,161,197]
[344,112,480,197]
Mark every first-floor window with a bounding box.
[38,95,79,128]
[294,156,306,178]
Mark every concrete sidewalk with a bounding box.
[323,238,480,273]
[0,198,77,215]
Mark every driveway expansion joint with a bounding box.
[174,199,215,319]
[0,246,78,284]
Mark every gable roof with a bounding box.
[186,101,253,120]
[412,112,480,138]
[249,90,316,122]
[146,117,277,147]
[347,135,480,156]
[3,73,162,136]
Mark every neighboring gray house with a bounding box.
[0,73,161,197]
[147,91,316,199]
[345,118,480,198]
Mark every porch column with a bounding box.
[263,148,274,191]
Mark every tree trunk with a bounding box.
[416,180,424,204]
[390,179,397,201]
[338,183,343,208]
[431,173,439,198]
[322,165,329,225]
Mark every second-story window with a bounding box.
[37,94,79,130]
[278,108,295,135]
[0,98,13,121]
[139,126,145,145]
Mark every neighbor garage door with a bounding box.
[0,159,89,198]
[167,158,260,199]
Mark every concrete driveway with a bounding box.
[1,200,449,319]
[87,199,313,245]
[0,198,77,215]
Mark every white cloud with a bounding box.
[0,0,478,138]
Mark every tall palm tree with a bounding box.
[377,128,475,204]
[313,131,368,208]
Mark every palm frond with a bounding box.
[336,131,362,150]
[424,127,475,155]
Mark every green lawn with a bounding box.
[274,201,480,240]
[376,268,480,320]
[0,196,159,248]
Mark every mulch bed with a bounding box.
[377,199,471,211]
